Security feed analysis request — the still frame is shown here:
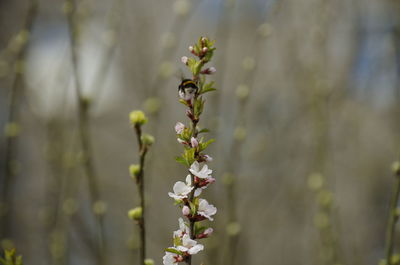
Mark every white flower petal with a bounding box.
[188,244,204,255]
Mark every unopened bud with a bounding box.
[144,259,155,265]
[141,134,155,146]
[128,207,142,221]
[129,164,140,178]
[129,110,147,125]
[204,155,213,162]
[191,137,198,148]
[182,206,190,216]
[189,46,194,52]
[175,122,185,134]
[202,47,208,53]
[181,56,188,65]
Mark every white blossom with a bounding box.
[208,67,216,73]
[185,174,202,197]
[176,234,204,255]
[189,161,212,179]
[168,180,193,200]
[174,217,189,238]
[182,205,190,216]
[163,251,182,265]
[197,199,217,221]
[175,122,185,134]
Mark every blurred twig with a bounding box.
[1,0,39,239]
[65,1,107,264]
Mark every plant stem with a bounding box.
[66,1,106,264]
[385,173,400,265]
[134,124,149,265]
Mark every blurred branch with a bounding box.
[1,0,39,239]
[65,1,107,265]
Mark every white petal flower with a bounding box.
[175,122,185,134]
[198,199,217,221]
[168,181,193,200]
[174,217,189,238]
[189,161,212,179]
[176,234,204,255]
[185,174,202,197]
[163,251,182,265]
[188,244,204,255]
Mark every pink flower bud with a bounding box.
[204,227,213,236]
[189,46,194,52]
[202,47,208,53]
[182,206,190,216]
[191,137,198,148]
[201,37,207,44]
[209,67,216,73]
[181,56,188,65]
[204,155,213,162]
[175,122,185,134]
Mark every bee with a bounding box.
[178,79,198,100]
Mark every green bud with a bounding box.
[128,207,142,221]
[236,84,250,100]
[63,198,78,216]
[143,97,161,114]
[144,259,155,265]
[313,212,329,229]
[257,23,273,38]
[4,122,21,138]
[93,201,107,215]
[317,190,333,207]
[308,173,324,191]
[222,172,234,186]
[392,161,400,176]
[141,134,155,146]
[129,164,141,179]
[129,110,148,125]
[242,57,255,71]
[226,222,241,236]
[234,127,246,141]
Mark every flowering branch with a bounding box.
[128,111,154,265]
[163,37,217,265]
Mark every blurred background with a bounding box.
[0,0,400,264]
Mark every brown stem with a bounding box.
[134,124,149,265]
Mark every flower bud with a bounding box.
[129,110,148,125]
[182,205,190,216]
[204,227,213,236]
[201,37,207,44]
[144,259,154,265]
[204,155,213,162]
[181,56,188,65]
[175,122,185,134]
[189,46,194,52]
[392,161,400,176]
[202,47,208,53]
[141,134,155,146]
[128,207,142,221]
[191,137,198,148]
[129,164,140,179]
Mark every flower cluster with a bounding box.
[163,37,217,265]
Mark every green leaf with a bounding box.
[199,138,215,151]
[194,98,204,117]
[189,201,197,215]
[175,156,187,166]
[179,99,189,107]
[200,81,216,95]
[0,257,7,265]
[195,224,207,236]
[198,128,210,134]
[165,248,183,255]
[183,148,196,165]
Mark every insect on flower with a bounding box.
[178,79,198,101]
